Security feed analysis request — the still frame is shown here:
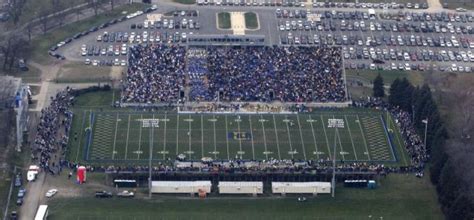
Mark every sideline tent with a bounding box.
[272,182,331,195]
[218,182,263,195]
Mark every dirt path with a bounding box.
[426,0,443,12]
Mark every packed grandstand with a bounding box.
[121,45,347,105]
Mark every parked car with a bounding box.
[45,189,58,198]
[16,198,22,206]
[117,190,134,198]
[95,191,113,198]
[10,211,17,220]
[14,174,21,187]
[17,188,26,198]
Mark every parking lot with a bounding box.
[53,3,474,72]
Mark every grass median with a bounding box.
[244,12,258,30]
[217,12,231,29]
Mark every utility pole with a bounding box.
[148,122,153,199]
[422,119,428,148]
[328,118,344,198]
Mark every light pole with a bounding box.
[148,121,154,199]
[328,118,344,198]
[422,119,428,147]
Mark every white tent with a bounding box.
[272,182,331,195]
[218,182,263,195]
[151,181,211,194]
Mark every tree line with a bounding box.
[373,74,474,219]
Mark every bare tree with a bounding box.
[8,0,27,25]
[37,6,50,34]
[443,75,474,140]
[110,0,115,10]
[0,34,30,71]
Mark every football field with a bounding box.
[69,109,405,164]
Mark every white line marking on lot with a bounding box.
[272,115,281,160]
[249,115,256,160]
[320,115,332,159]
[344,115,358,160]
[297,114,307,160]
[308,115,319,160]
[260,115,269,160]
[112,113,119,160]
[225,115,230,160]
[284,116,294,159]
[357,115,371,161]
[137,114,143,160]
[124,114,131,160]
[163,113,167,160]
[176,114,180,155]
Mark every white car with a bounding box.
[120,60,127,66]
[117,190,134,198]
[46,189,58,198]
[85,59,91,65]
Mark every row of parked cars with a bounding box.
[85,59,127,66]
[95,190,134,198]
[97,31,191,44]
[381,11,474,23]
[341,47,474,63]
[81,44,127,57]
[131,18,201,30]
[347,62,472,73]
[198,0,426,9]
[280,33,474,49]
[277,18,474,35]
[47,5,158,60]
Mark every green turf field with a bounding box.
[46,174,443,220]
[68,109,405,164]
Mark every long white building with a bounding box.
[218,181,263,195]
[272,182,331,195]
[151,181,212,194]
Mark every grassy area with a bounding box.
[346,69,425,86]
[30,3,147,64]
[172,0,197,4]
[217,12,231,29]
[46,174,442,219]
[244,12,259,30]
[0,64,42,83]
[55,62,113,83]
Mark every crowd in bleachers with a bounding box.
[354,97,427,171]
[205,46,346,102]
[121,45,347,104]
[122,44,186,104]
[32,88,74,175]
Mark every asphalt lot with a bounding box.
[55,4,474,72]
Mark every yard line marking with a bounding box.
[308,115,320,160]
[163,113,167,160]
[213,115,217,159]
[75,110,87,162]
[333,115,346,161]
[201,115,204,158]
[111,113,119,160]
[296,114,307,160]
[124,114,131,160]
[344,115,358,160]
[284,116,294,159]
[356,115,371,161]
[260,115,269,160]
[272,115,282,160]
[137,114,143,160]
[320,115,332,160]
[188,115,192,159]
[248,115,256,160]
[176,114,180,155]
[237,115,243,157]
[225,115,230,160]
